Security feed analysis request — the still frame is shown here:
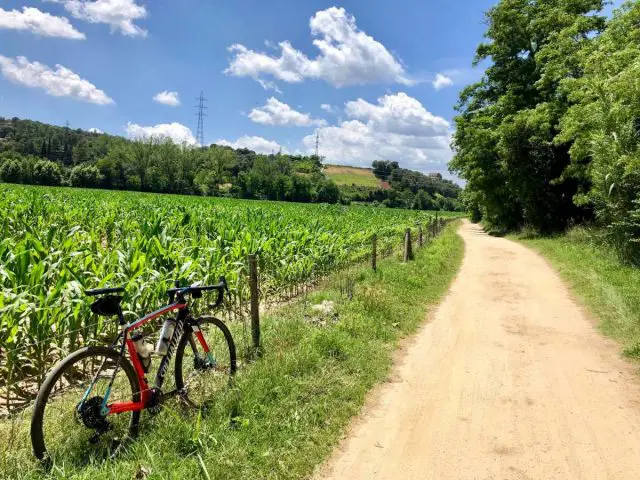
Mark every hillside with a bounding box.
[323,165,381,188]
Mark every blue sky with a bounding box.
[0,0,502,174]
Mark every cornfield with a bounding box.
[0,184,450,411]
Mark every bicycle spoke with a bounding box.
[175,318,235,410]
[33,349,138,465]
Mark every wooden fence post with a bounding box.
[248,254,261,354]
[418,226,423,247]
[404,228,413,262]
[372,234,377,272]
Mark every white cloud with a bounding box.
[153,90,180,106]
[225,7,412,88]
[0,55,114,104]
[432,73,454,90]
[0,7,85,39]
[302,92,453,172]
[216,135,285,154]
[320,103,338,114]
[249,98,326,127]
[55,0,148,37]
[256,78,282,94]
[88,127,103,133]
[126,122,197,145]
[344,92,450,137]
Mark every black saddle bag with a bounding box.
[90,295,122,317]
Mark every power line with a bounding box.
[194,91,208,146]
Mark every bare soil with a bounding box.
[316,221,640,480]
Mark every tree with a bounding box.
[316,180,340,204]
[413,190,436,210]
[72,139,90,164]
[556,1,640,263]
[372,160,398,180]
[451,0,606,233]
[69,164,103,188]
[0,116,464,210]
[32,159,62,186]
[0,159,23,183]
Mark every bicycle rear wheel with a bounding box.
[174,316,236,410]
[30,346,141,465]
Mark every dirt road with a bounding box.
[317,221,640,480]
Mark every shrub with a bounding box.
[32,159,62,186]
[69,164,104,188]
[316,180,340,204]
[0,159,23,183]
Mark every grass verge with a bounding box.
[1,221,463,479]
[516,229,640,360]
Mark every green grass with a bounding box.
[0,221,464,479]
[516,228,640,360]
[323,165,381,187]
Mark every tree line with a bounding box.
[451,0,640,263]
[0,117,462,211]
[340,159,463,211]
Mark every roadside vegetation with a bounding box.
[1,221,464,479]
[451,0,640,264]
[517,228,640,361]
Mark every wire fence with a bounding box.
[0,216,451,418]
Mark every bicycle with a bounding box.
[30,277,237,464]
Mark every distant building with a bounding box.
[428,172,443,180]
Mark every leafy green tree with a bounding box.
[32,159,62,186]
[69,164,103,188]
[372,160,398,179]
[72,139,90,164]
[316,180,340,204]
[451,0,606,233]
[557,1,640,262]
[289,175,314,203]
[413,190,436,210]
[0,159,23,183]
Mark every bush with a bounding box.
[316,180,340,204]
[69,164,104,188]
[32,159,62,186]
[0,159,23,183]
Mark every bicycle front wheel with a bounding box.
[30,346,141,465]
[174,316,236,410]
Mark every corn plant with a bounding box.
[0,184,454,405]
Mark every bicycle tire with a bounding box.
[30,345,141,463]
[174,316,237,409]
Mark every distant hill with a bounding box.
[323,165,381,188]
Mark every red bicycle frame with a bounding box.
[105,301,212,415]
